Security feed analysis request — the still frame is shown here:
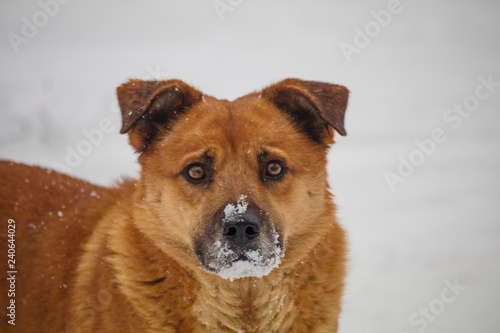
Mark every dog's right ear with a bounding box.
[117,79,203,152]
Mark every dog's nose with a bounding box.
[223,213,261,246]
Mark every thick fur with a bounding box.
[0,78,349,332]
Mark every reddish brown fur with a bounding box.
[0,78,349,332]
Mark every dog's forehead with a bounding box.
[164,95,305,152]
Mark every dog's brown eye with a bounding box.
[185,164,206,182]
[265,161,285,179]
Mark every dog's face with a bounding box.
[117,79,348,281]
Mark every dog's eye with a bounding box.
[265,161,285,179]
[185,164,206,182]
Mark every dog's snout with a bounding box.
[223,213,261,246]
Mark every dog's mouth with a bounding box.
[199,232,284,282]
[194,201,284,281]
[195,223,284,281]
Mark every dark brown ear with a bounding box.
[261,78,349,146]
[117,79,203,152]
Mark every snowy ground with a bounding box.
[1,0,499,332]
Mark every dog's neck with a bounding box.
[191,271,297,332]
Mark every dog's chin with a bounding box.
[198,241,285,282]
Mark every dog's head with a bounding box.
[117,78,348,281]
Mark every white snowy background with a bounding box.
[1,0,499,332]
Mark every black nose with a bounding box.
[223,213,261,246]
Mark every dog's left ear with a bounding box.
[261,78,349,147]
[117,79,203,152]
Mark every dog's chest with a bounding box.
[190,280,297,333]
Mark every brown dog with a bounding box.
[0,78,349,332]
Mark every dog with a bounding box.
[0,78,349,332]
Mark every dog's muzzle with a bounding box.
[194,198,284,281]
